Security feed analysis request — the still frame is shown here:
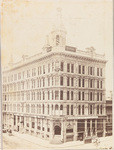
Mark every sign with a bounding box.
[65,46,76,52]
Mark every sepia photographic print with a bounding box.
[0,0,113,149]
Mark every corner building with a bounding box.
[2,9,107,143]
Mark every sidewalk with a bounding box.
[12,131,84,149]
[3,131,113,149]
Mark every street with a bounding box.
[2,132,113,150]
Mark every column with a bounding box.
[74,120,78,141]
[35,117,37,134]
[61,120,65,142]
[90,119,93,137]
[49,119,53,142]
[85,119,88,138]
[95,119,97,136]
[103,119,106,137]
[24,116,26,133]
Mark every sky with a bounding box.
[1,0,113,94]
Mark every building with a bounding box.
[2,9,107,143]
[106,91,112,136]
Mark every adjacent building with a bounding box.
[2,9,107,143]
[106,91,112,136]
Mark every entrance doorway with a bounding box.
[54,125,61,135]
[78,133,84,141]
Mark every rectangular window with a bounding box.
[52,91,54,100]
[43,92,45,100]
[82,92,84,100]
[79,92,81,100]
[100,93,102,101]
[67,91,69,100]
[90,67,92,75]
[60,76,63,86]
[100,68,102,76]
[71,64,74,73]
[101,81,102,89]
[97,68,99,76]
[82,79,84,87]
[71,91,73,100]
[79,79,81,87]
[97,81,99,88]
[48,64,50,73]
[90,79,93,88]
[71,105,73,115]
[67,63,70,72]
[40,66,42,75]
[79,65,81,74]
[52,77,54,86]
[97,93,99,101]
[43,65,45,74]
[66,129,73,133]
[67,77,70,86]
[71,78,74,86]
[48,78,50,86]
[55,91,59,100]
[38,67,39,75]
[61,62,64,71]
[52,62,54,72]
[82,66,85,74]
[67,105,69,115]
[90,92,92,101]
[60,91,63,100]
[43,78,45,87]
[48,91,50,100]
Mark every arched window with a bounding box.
[78,105,81,115]
[82,105,84,115]
[55,104,58,110]
[71,105,73,115]
[60,105,63,110]
[97,105,99,114]
[52,105,53,110]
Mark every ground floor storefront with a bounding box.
[3,113,107,143]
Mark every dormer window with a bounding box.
[56,35,60,46]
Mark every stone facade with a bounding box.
[2,9,107,143]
